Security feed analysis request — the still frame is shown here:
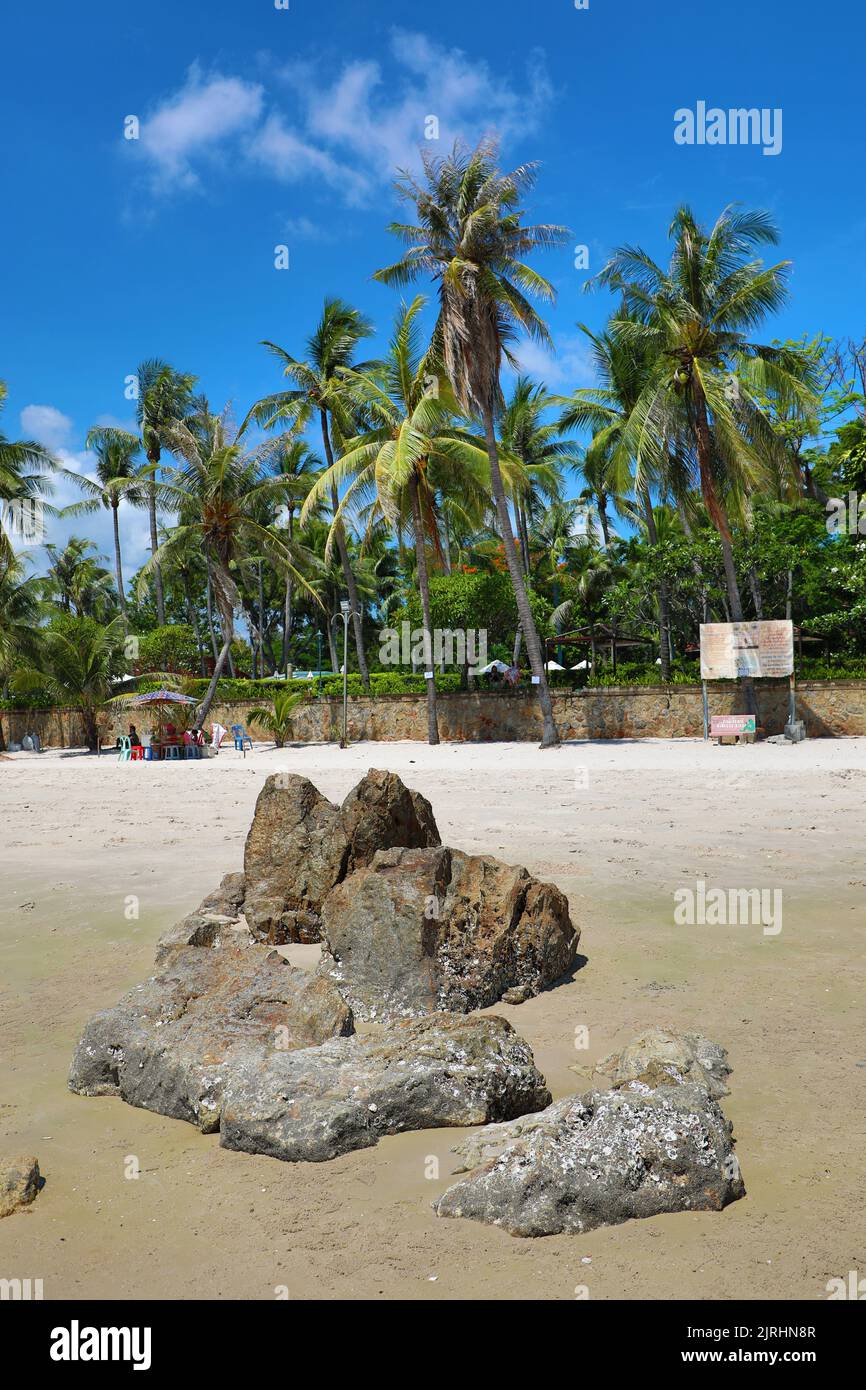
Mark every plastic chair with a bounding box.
[231,724,253,752]
[164,744,181,761]
[117,736,132,762]
[131,745,144,761]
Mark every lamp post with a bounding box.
[331,599,351,748]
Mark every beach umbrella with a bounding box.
[571,660,590,670]
[545,660,566,671]
[128,689,197,741]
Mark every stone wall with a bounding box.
[3,680,866,749]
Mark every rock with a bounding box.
[319,845,578,1020]
[243,775,351,943]
[220,1013,551,1163]
[433,1081,745,1237]
[240,770,441,944]
[0,1156,41,1217]
[69,946,353,1133]
[340,768,440,871]
[599,1028,732,1099]
[155,874,254,962]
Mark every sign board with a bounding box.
[700,621,794,680]
[711,714,756,737]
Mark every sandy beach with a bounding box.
[1,737,864,1301]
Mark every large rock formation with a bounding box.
[241,769,441,944]
[434,1079,745,1237]
[0,1156,41,1218]
[433,1031,745,1237]
[221,1013,550,1163]
[319,844,578,1020]
[69,946,353,1132]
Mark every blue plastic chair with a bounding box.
[231,724,253,752]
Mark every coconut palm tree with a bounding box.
[144,402,320,727]
[42,536,117,619]
[267,435,322,677]
[556,321,676,677]
[589,206,818,642]
[0,380,56,560]
[499,377,574,575]
[136,359,197,626]
[0,551,42,748]
[63,427,143,629]
[373,139,570,747]
[301,295,493,744]
[247,686,309,749]
[13,614,126,751]
[242,300,375,690]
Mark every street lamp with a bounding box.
[331,599,352,748]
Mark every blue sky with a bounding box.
[3,0,864,576]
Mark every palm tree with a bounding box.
[557,321,675,677]
[146,402,320,727]
[42,536,117,619]
[13,614,125,751]
[302,295,492,743]
[589,206,818,656]
[242,300,375,690]
[499,377,574,574]
[247,686,308,748]
[267,435,321,677]
[64,427,143,629]
[136,360,197,626]
[0,551,41,749]
[374,139,570,746]
[0,381,56,560]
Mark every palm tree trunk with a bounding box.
[482,405,559,748]
[283,512,294,677]
[597,495,611,547]
[205,568,220,662]
[195,631,232,728]
[147,478,166,627]
[182,574,206,676]
[693,390,757,717]
[409,472,439,744]
[327,618,339,673]
[257,560,266,675]
[320,411,370,690]
[640,491,671,680]
[111,500,128,630]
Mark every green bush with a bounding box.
[135,625,199,674]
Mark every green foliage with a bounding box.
[135,624,200,674]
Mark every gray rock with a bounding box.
[319,844,578,1020]
[240,769,441,945]
[434,1081,745,1237]
[243,774,351,943]
[599,1027,732,1098]
[220,1013,551,1163]
[155,873,254,962]
[340,768,441,871]
[69,945,353,1132]
[0,1156,41,1217]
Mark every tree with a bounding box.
[0,551,41,749]
[136,359,197,627]
[0,380,55,561]
[590,206,818,709]
[374,139,570,747]
[65,426,143,629]
[247,686,309,748]
[41,536,117,619]
[302,296,492,743]
[269,436,321,676]
[147,402,319,727]
[243,300,375,690]
[13,614,125,751]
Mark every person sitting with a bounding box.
[128,724,142,747]
[163,721,178,745]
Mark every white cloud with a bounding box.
[125,33,553,206]
[134,63,264,191]
[509,335,595,390]
[20,404,73,450]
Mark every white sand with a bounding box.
[1,736,864,1299]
